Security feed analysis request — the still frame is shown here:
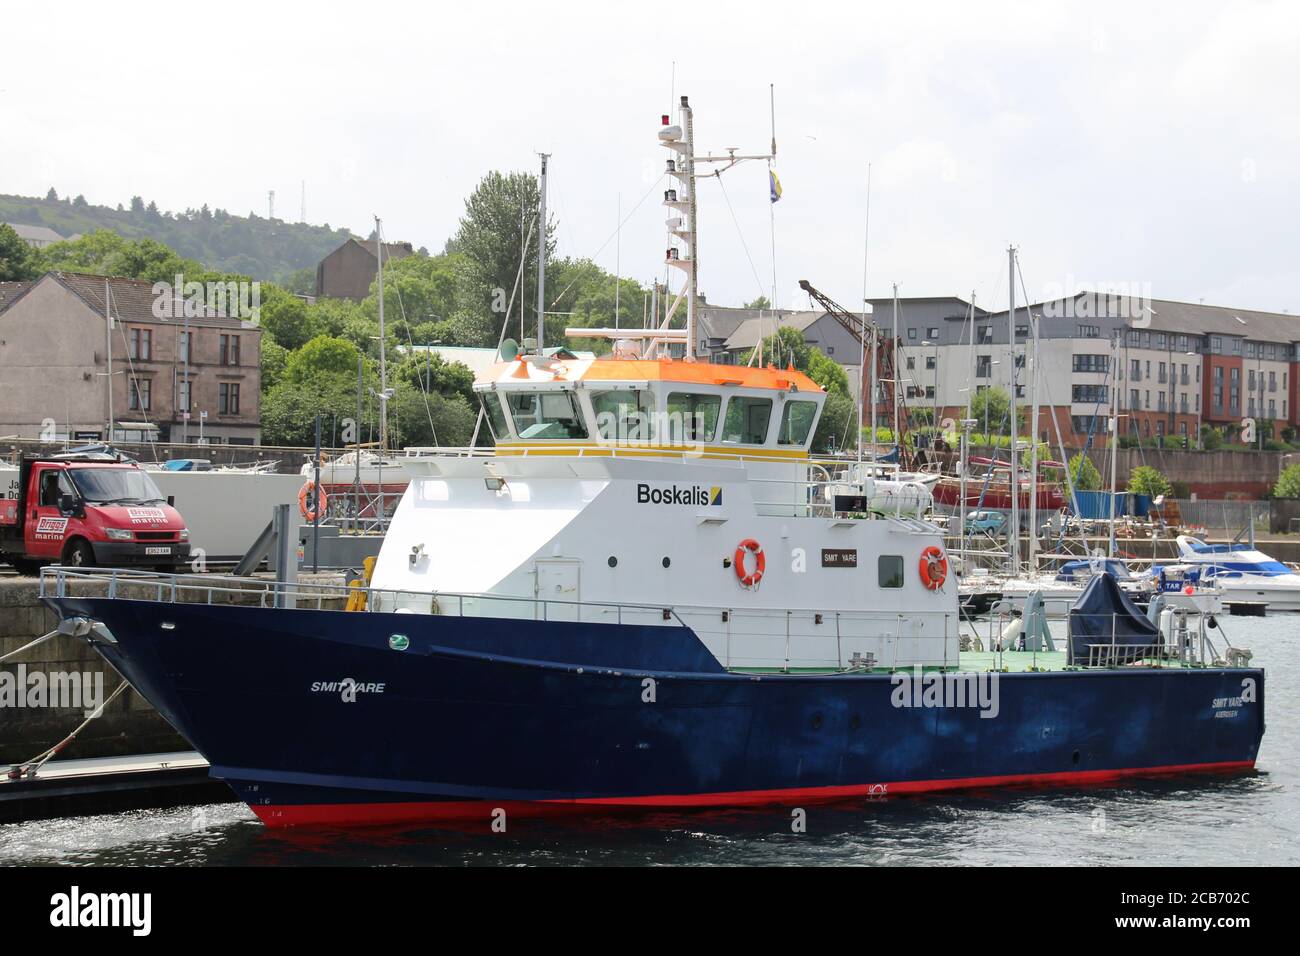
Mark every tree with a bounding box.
[1128,465,1172,499]
[1275,463,1300,499]
[45,187,58,201]
[452,170,555,347]
[0,224,40,281]
[744,295,771,310]
[747,326,810,369]
[1068,452,1102,491]
[393,351,475,405]
[968,386,1024,436]
[813,392,854,454]
[807,350,850,399]
[285,335,362,385]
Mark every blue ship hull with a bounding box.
[48,598,1266,827]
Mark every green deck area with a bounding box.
[728,649,1219,676]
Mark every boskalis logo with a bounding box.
[311,678,386,702]
[636,483,722,507]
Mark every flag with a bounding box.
[769,168,783,203]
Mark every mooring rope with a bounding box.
[5,680,131,780]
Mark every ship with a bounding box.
[39,96,1265,827]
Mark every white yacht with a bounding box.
[1175,534,1300,611]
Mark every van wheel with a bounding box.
[62,539,96,568]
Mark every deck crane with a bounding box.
[797,279,915,464]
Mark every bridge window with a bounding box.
[479,394,510,440]
[591,389,654,442]
[666,392,721,443]
[720,395,773,445]
[777,400,819,446]
[505,390,588,439]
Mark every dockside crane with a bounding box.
[797,278,914,463]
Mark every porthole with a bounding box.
[608,556,618,568]
[662,556,671,568]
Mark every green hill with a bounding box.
[0,191,364,284]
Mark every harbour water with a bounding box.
[2,615,1294,867]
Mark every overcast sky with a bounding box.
[4,1,1297,315]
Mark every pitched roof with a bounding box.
[0,272,256,329]
[348,238,415,263]
[0,280,32,311]
[2,221,66,243]
[722,310,835,351]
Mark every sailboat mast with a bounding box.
[375,216,387,453]
[1008,245,1019,574]
[891,285,900,442]
[536,153,550,352]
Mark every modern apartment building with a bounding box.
[876,291,1300,447]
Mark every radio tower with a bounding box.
[268,190,275,221]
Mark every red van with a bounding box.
[0,453,190,575]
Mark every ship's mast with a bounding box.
[573,95,775,357]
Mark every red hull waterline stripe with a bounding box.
[250,760,1256,827]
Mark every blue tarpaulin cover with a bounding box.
[1067,572,1160,664]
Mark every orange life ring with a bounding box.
[299,480,327,522]
[734,539,765,588]
[918,546,948,590]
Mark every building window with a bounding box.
[1158,392,1167,412]
[128,328,152,361]
[976,355,992,378]
[179,379,192,412]
[925,385,935,399]
[1232,339,1241,355]
[1077,324,1099,338]
[1130,389,1139,410]
[219,334,240,366]
[978,326,992,343]
[908,328,917,341]
[218,382,241,416]
[1177,335,1188,351]
[926,327,939,339]
[1155,333,1166,348]
[128,378,151,411]
[1269,399,1277,419]
[1073,354,1109,373]
[1230,367,1240,414]
[1072,384,1108,404]
[179,331,191,364]
[1270,371,1277,392]
[1130,359,1141,381]
[1015,324,1028,339]
[1158,362,1167,384]
[906,357,915,370]
[1211,336,1223,353]
[925,356,936,370]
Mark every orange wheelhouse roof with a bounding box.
[478,356,824,393]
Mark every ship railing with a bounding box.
[38,566,964,671]
[38,565,697,624]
